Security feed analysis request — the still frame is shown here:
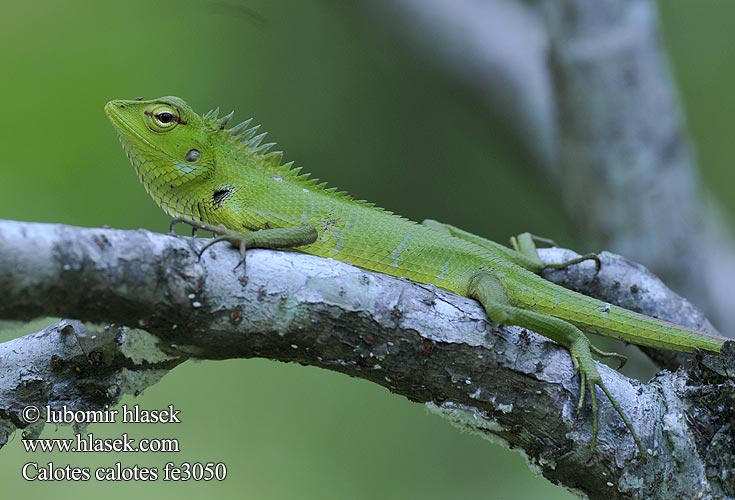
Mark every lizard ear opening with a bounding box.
[185,149,201,163]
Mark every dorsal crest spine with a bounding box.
[203,107,395,214]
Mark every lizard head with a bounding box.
[106,95,286,221]
[105,96,217,216]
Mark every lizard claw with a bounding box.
[571,353,580,377]
[576,370,586,414]
[197,235,234,261]
[233,240,248,270]
[169,216,187,234]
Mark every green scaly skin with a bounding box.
[105,96,729,460]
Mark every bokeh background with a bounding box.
[1,1,733,499]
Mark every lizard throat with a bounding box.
[119,136,204,221]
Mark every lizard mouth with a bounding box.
[104,101,159,152]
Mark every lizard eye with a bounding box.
[157,112,175,124]
[145,104,180,133]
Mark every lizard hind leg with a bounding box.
[466,273,644,459]
[421,219,544,272]
[510,232,601,273]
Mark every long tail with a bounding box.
[567,301,726,353]
[509,274,729,354]
[547,293,727,353]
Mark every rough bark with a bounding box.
[0,220,732,499]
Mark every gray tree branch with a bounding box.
[345,0,735,336]
[0,220,733,499]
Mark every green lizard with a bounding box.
[105,95,729,459]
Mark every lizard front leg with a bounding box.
[466,272,645,459]
[170,217,318,269]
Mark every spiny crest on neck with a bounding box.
[204,106,277,160]
[201,106,385,211]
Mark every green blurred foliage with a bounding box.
[0,1,732,499]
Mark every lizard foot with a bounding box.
[509,232,600,272]
[168,217,250,268]
[589,343,627,369]
[570,338,645,460]
[168,218,319,271]
[169,217,228,237]
[544,253,601,273]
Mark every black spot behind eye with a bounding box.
[212,186,234,209]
